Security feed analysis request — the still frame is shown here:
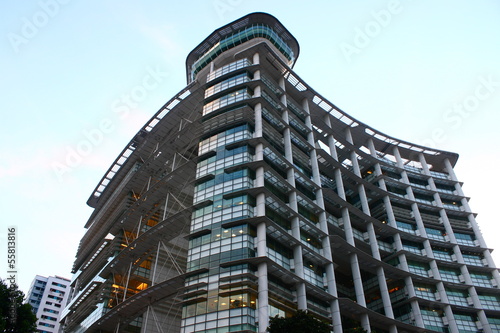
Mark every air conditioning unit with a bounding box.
[459,275,466,283]
[438,217,443,224]
[474,240,481,247]
[451,254,457,262]
[410,211,415,218]
[428,270,434,278]
[466,297,474,306]
[482,259,489,267]
[442,316,449,326]
[415,230,421,236]
[475,321,483,330]
[491,279,498,287]
[434,292,441,301]
[363,232,370,242]
[421,249,427,256]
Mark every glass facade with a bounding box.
[63,12,500,333]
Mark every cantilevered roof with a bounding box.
[185,12,300,83]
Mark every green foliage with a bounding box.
[0,279,37,333]
[267,310,330,333]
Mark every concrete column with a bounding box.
[255,101,263,153]
[253,85,261,98]
[307,103,342,333]
[348,135,393,321]
[350,254,366,307]
[253,69,261,80]
[325,129,369,329]
[368,141,426,328]
[410,300,425,327]
[253,52,259,65]
[257,262,269,332]
[443,305,459,333]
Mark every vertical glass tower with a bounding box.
[62,13,500,333]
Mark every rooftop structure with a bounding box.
[62,12,500,333]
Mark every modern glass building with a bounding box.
[61,12,500,333]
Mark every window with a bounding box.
[420,308,446,332]
[432,247,453,262]
[462,252,483,266]
[446,289,468,306]
[425,227,446,242]
[396,221,417,234]
[454,232,476,246]
[414,283,437,300]
[478,294,500,310]
[202,88,253,116]
[402,240,423,255]
[407,261,430,277]
[438,267,461,283]
[205,73,251,98]
[454,313,477,333]
[470,271,493,288]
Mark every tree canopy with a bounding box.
[267,310,330,333]
[0,279,37,333]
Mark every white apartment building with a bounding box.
[26,275,71,333]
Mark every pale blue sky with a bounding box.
[1,0,499,293]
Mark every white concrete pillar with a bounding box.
[253,52,259,65]
[257,262,269,332]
